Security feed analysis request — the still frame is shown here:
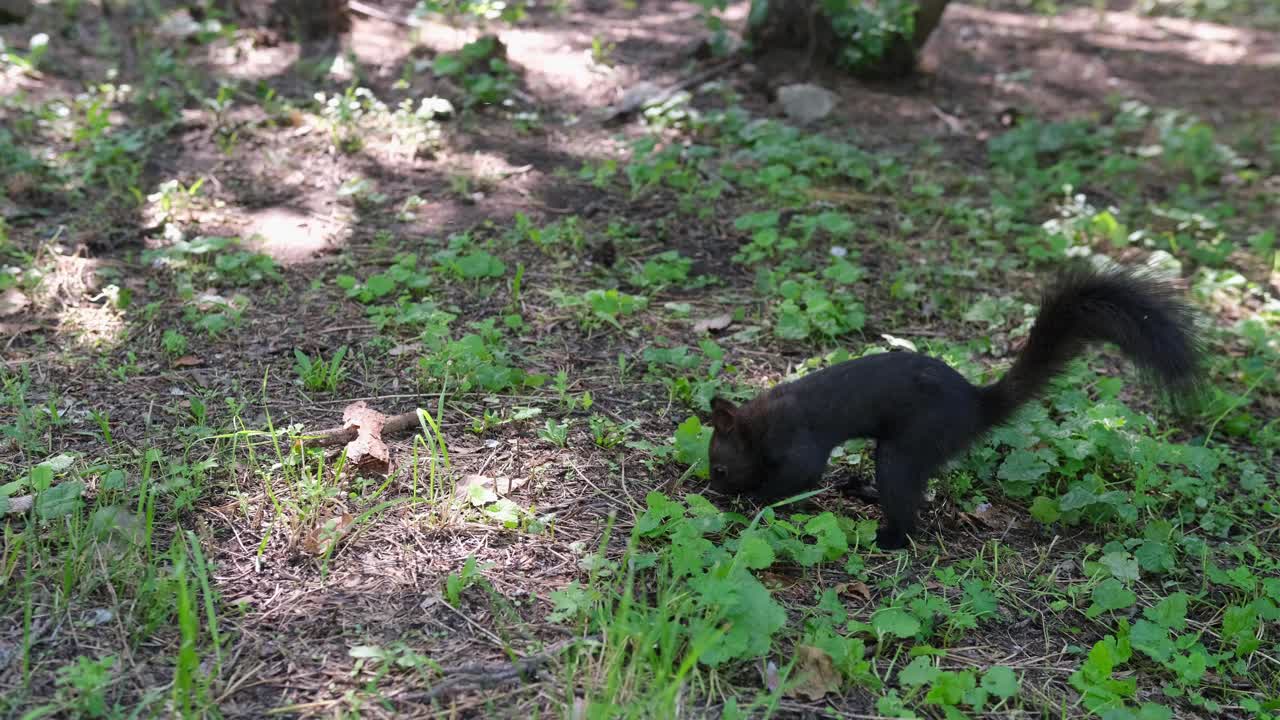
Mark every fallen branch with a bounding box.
[349,0,420,27]
[401,636,588,703]
[602,55,744,124]
[295,402,432,474]
[295,405,421,449]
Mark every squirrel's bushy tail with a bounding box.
[979,264,1202,429]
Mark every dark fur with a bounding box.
[707,265,1202,549]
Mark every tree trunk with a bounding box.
[223,0,351,39]
[909,0,950,51]
[0,0,32,24]
[747,0,951,80]
[272,0,351,39]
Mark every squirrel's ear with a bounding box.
[710,397,737,433]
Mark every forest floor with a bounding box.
[1,0,1278,717]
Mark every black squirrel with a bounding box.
[707,264,1202,550]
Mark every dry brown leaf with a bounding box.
[496,475,529,494]
[691,313,732,334]
[343,401,390,474]
[454,473,528,502]
[525,451,557,470]
[0,289,30,317]
[301,513,354,555]
[454,473,492,499]
[962,502,1018,531]
[785,645,841,701]
[836,581,872,603]
[172,355,203,367]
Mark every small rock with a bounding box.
[688,33,743,60]
[156,10,201,40]
[417,96,454,120]
[84,608,114,627]
[776,83,837,124]
[881,334,918,353]
[692,313,733,334]
[613,81,664,115]
[763,659,781,693]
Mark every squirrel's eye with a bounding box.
[713,466,727,480]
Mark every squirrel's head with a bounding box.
[707,396,769,495]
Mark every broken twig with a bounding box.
[401,636,589,702]
[294,402,438,474]
[296,405,421,449]
[349,0,420,27]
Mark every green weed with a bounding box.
[294,346,349,393]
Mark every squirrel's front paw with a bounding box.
[875,526,909,550]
